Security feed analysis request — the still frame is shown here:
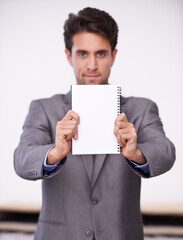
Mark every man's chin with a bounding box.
[77,78,108,85]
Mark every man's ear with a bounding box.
[111,49,118,67]
[65,49,73,66]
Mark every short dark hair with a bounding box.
[63,7,118,52]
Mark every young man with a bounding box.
[14,7,175,240]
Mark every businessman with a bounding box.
[14,7,175,240]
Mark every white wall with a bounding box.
[1,0,183,205]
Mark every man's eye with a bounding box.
[79,52,86,57]
[97,52,105,57]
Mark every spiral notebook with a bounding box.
[71,85,121,155]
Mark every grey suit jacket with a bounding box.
[14,91,175,240]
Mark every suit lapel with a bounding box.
[82,155,94,183]
[82,154,107,188]
[91,154,107,189]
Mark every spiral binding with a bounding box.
[117,86,122,116]
[117,86,122,153]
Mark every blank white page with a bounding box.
[72,85,121,155]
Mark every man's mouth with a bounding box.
[84,74,100,79]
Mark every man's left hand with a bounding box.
[114,113,146,165]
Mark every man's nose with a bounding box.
[87,56,97,71]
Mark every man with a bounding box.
[14,7,175,240]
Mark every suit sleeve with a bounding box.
[136,100,176,178]
[14,100,65,180]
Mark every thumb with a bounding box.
[73,126,78,140]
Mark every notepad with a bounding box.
[71,85,121,155]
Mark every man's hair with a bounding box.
[63,7,118,52]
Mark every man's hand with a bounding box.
[47,110,80,165]
[114,113,146,165]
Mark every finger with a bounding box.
[114,121,129,133]
[115,128,130,137]
[117,131,127,147]
[63,124,79,140]
[63,122,79,141]
[63,110,80,123]
[114,113,129,135]
[60,120,79,128]
[114,121,131,136]
[73,126,78,140]
[121,132,137,143]
[57,128,74,141]
[116,129,126,146]
[57,117,80,134]
[115,112,128,123]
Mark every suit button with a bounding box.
[85,230,92,237]
[92,198,99,205]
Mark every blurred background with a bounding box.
[0,0,183,239]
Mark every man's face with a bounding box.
[65,32,117,85]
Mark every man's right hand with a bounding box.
[47,110,80,165]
